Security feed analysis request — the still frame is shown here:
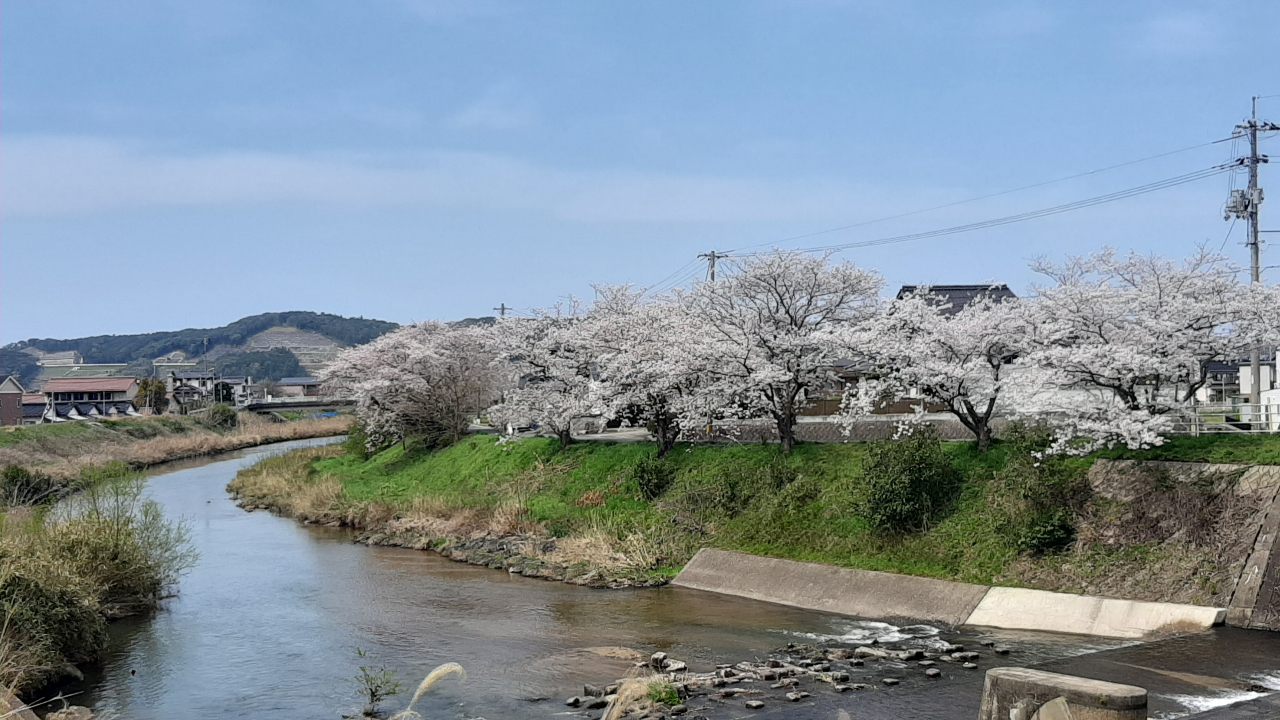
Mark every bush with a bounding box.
[854,426,960,533]
[343,420,373,460]
[0,477,196,692]
[632,458,676,501]
[989,423,1090,554]
[0,466,60,507]
[203,403,239,430]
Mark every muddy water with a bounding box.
[53,440,1280,719]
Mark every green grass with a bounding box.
[246,431,1280,597]
[308,436,1044,582]
[0,417,198,449]
[1095,434,1280,466]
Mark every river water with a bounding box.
[50,440,1280,720]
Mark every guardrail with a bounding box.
[1172,403,1280,435]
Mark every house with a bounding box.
[894,283,1018,312]
[0,376,24,426]
[41,377,141,422]
[1239,351,1278,399]
[22,395,47,425]
[800,284,1019,417]
[277,377,321,397]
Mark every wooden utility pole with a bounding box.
[493,303,511,318]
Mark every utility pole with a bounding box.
[1226,96,1278,408]
[493,303,511,318]
[698,250,728,281]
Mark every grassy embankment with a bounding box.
[0,412,351,481]
[230,431,1280,602]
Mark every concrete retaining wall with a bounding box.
[978,668,1147,720]
[965,587,1226,640]
[672,548,1226,639]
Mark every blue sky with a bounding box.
[4,0,1278,342]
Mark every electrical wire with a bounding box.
[724,136,1232,255]
[738,163,1234,257]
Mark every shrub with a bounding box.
[632,458,676,501]
[203,403,239,430]
[0,476,196,693]
[854,426,960,533]
[989,422,1090,554]
[0,466,60,507]
[353,647,401,717]
[343,419,372,460]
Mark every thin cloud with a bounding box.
[2,135,907,225]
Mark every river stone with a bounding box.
[584,697,609,709]
[919,660,936,667]
[651,652,669,670]
[765,659,783,668]
[565,696,582,707]
[882,678,901,686]
[584,684,605,697]
[849,658,864,667]
[963,662,979,669]
[951,651,980,661]
[666,660,688,673]
[833,684,852,692]
[671,704,689,715]
[980,640,996,647]
[745,700,765,709]
[995,646,1011,655]
[785,692,810,702]
[759,670,778,681]
[925,668,942,678]
[831,671,851,682]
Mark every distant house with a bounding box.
[0,376,24,426]
[41,377,141,422]
[277,377,321,398]
[894,283,1018,312]
[22,395,47,425]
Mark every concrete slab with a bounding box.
[965,587,1225,639]
[978,667,1147,720]
[672,548,989,625]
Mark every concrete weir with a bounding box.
[673,548,989,625]
[673,549,1226,638]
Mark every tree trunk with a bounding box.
[654,415,678,459]
[777,415,796,454]
[556,427,573,449]
[973,419,993,453]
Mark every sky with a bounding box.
[4,0,1279,343]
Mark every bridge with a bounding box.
[243,397,355,413]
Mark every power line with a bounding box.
[725,136,1232,254]
[742,163,1233,257]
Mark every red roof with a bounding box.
[22,394,46,404]
[43,378,139,393]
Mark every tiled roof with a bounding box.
[21,394,46,405]
[279,377,320,386]
[895,284,1018,315]
[44,378,139,393]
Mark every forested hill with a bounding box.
[6,312,399,365]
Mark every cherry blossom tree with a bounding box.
[688,250,883,453]
[589,286,714,457]
[1014,247,1278,453]
[843,289,1028,452]
[321,321,497,450]
[487,300,600,448]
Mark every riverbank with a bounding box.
[0,413,351,481]
[226,431,1280,604]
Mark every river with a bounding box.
[52,439,1280,720]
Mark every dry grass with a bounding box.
[2,415,350,481]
